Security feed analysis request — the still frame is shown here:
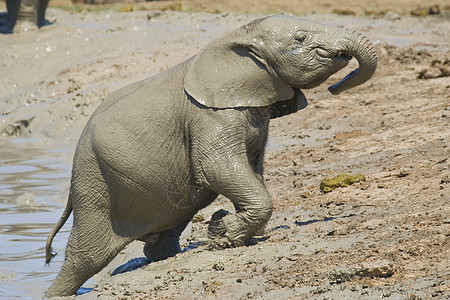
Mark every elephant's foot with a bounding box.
[0,17,12,34]
[207,209,267,248]
[207,209,233,249]
[143,229,182,261]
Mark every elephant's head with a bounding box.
[185,15,377,110]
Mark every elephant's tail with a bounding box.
[45,195,73,264]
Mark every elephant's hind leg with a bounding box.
[143,229,182,261]
[45,216,132,297]
[143,217,191,261]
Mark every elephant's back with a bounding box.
[73,60,205,229]
[86,61,192,171]
[92,59,192,117]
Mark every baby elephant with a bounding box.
[45,15,377,297]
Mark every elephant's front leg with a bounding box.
[221,177,272,246]
[195,153,273,247]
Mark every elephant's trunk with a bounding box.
[328,31,377,95]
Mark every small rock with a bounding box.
[411,8,429,17]
[212,262,225,271]
[429,5,441,15]
[396,170,409,178]
[332,8,356,16]
[411,5,440,17]
[418,66,450,79]
[325,228,335,236]
[2,117,34,137]
[329,260,395,283]
[120,5,133,12]
[318,123,331,130]
[384,11,401,21]
[320,173,366,193]
[192,214,205,223]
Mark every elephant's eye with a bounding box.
[295,35,307,44]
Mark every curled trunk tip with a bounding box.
[328,32,377,95]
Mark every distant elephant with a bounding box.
[44,15,377,297]
[0,0,49,33]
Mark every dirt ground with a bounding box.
[47,0,450,16]
[1,0,449,299]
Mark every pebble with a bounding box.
[329,260,395,283]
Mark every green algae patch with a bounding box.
[320,173,366,193]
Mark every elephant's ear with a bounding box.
[184,36,294,108]
[270,89,308,119]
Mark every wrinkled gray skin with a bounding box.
[0,0,49,33]
[45,15,377,297]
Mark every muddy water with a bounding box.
[0,140,73,299]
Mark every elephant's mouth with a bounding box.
[336,50,352,61]
[317,48,352,60]
[316,48,352,70]
[331,50,352,66]
[299,50,352,89]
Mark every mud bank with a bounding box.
[0,5,449,300]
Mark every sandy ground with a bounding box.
[1,1,449,299]
[45,0,450,16]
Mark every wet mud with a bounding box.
[0,2,449,299]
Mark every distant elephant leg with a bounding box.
[4,0,20,29]
[37,0,49,27]
[143,217,192,261]
[14,0,49,29]
[5,0,15,14]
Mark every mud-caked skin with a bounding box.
[44,15,377,297]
